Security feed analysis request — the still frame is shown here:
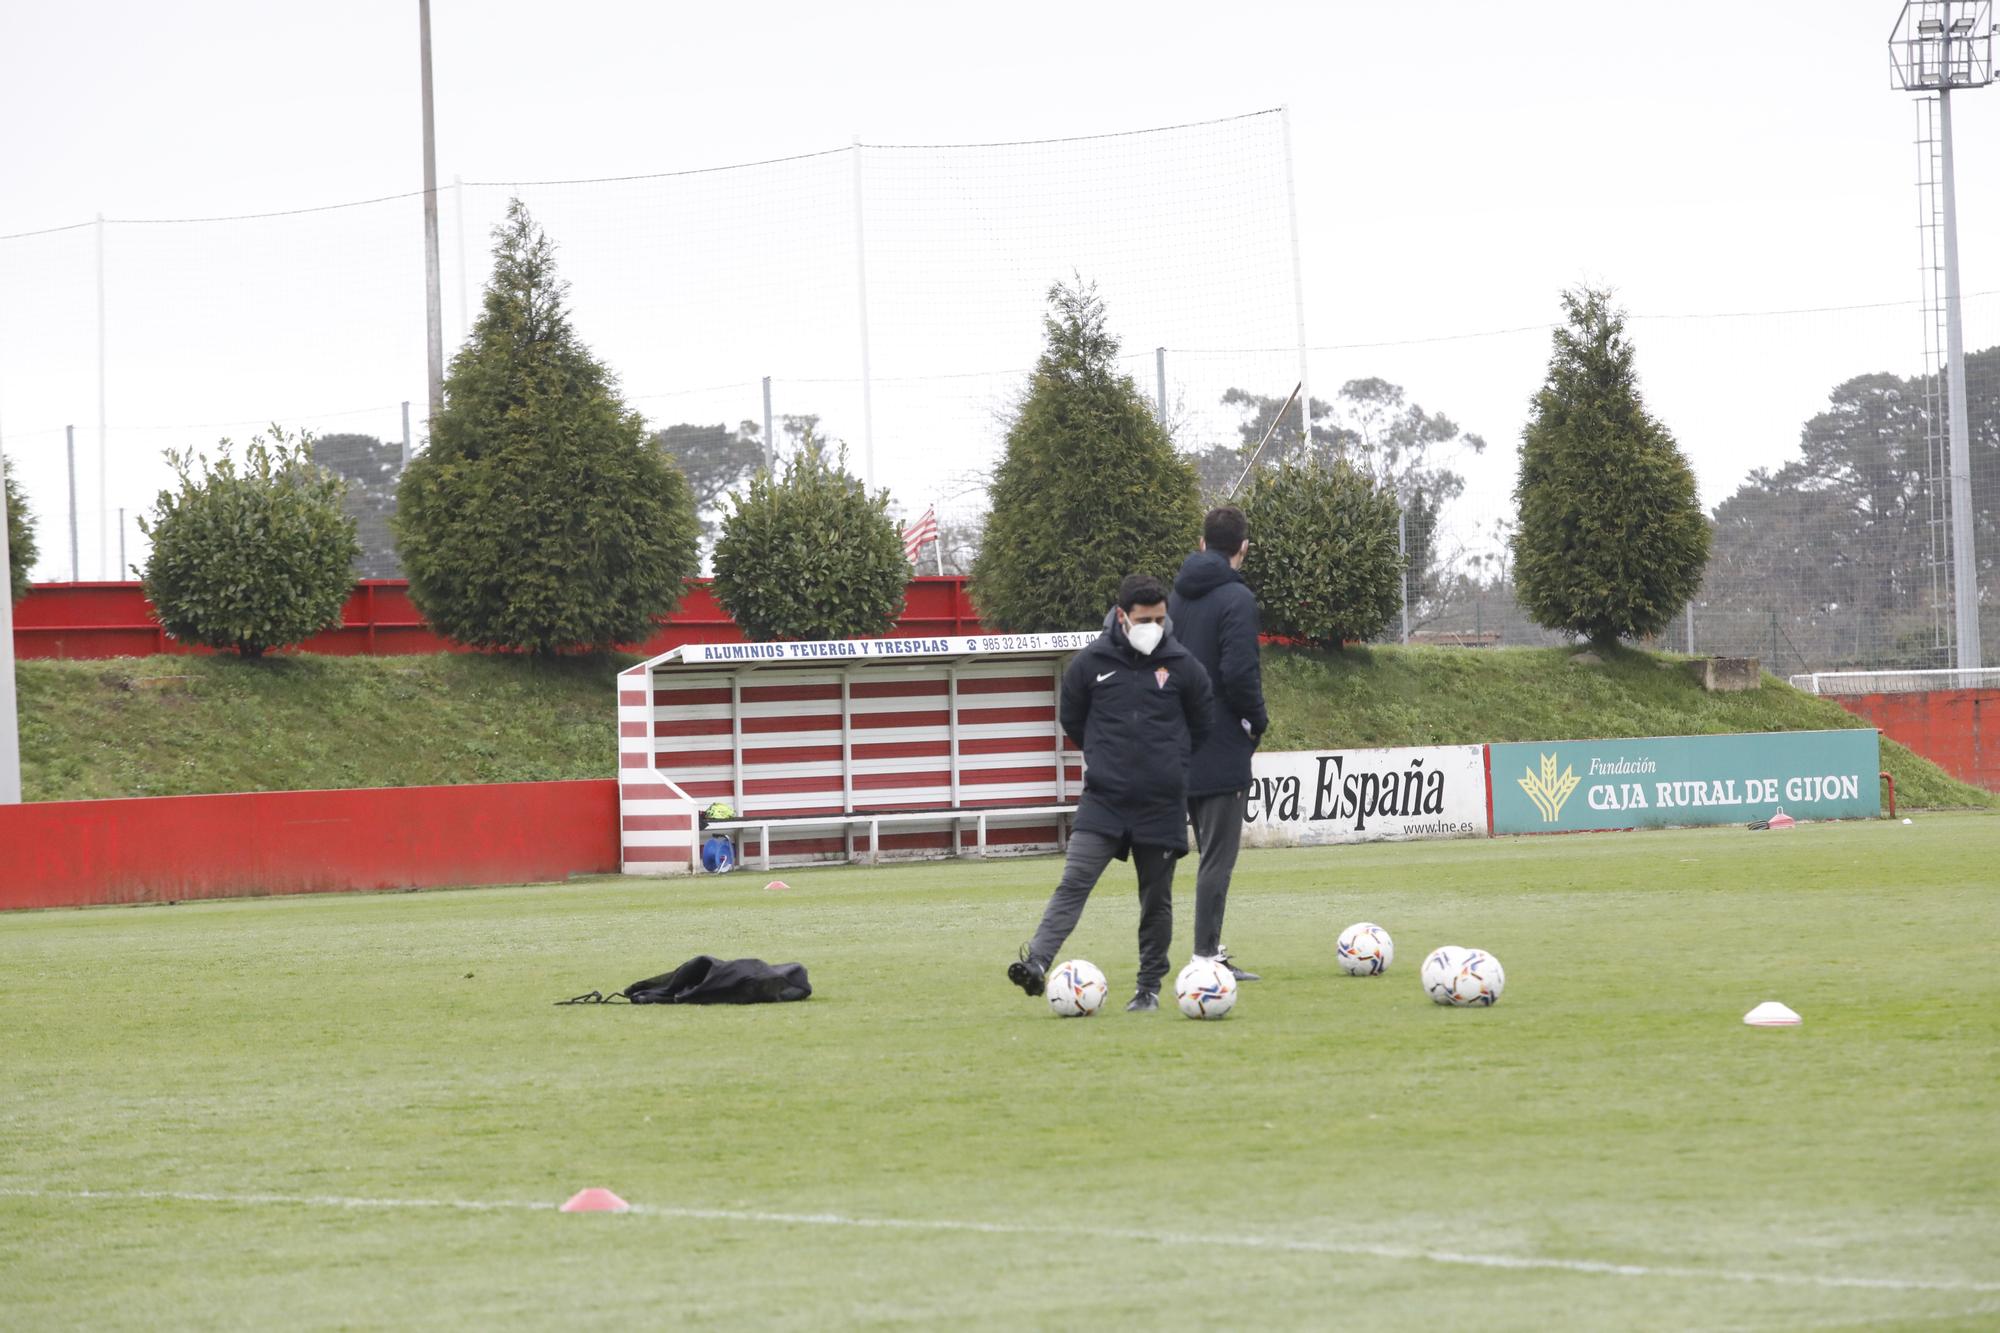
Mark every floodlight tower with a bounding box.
[1891,1,1995,672]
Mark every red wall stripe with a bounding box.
[1,780,620,911]
[956,706,1055,726]
[654,718,735,737]
[13,576,991,660]
[744,715,844,734]
[655,687,733,706]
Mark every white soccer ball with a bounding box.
[1335,921,1395,976]
[1448,949,1505,1007]
[1047,959,1109,1017]
[1422,946,1505,1007]
[1175,957,1238,1020]
[1420,945,1472,1005]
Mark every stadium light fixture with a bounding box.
[1890,1,1994,673]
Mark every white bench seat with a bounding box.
[707,805,1078,869]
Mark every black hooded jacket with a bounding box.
[1168,549,1269,796]
[1059,608,1215,856]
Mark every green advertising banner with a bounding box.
[1489,729,1881,834]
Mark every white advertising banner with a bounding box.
[1243,746,1489,846]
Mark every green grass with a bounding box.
[4,819,1998,1329]
[15,652,617,800]
[17,643,1996,809]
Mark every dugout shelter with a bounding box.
[618,633,1092,874]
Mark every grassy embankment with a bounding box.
[16,643,1995,808]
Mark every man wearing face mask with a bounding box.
[1007,573,1215,1012]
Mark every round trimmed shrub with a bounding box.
[138,429,358,658]
[711,436,909,641]
[1241,456,1403,648]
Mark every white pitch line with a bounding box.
[3,1186,1995,1296]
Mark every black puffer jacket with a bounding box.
[1168,550,1269,796]
[1060,609,1215,856]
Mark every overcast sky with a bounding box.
[3,0,1995,580]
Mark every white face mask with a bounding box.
[1125,618,1165,656]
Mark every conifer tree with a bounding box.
[1513,288,1710,646]
[395,200,700,654]
[4,453,36,603]
[972,278,1200,630]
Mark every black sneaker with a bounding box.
[1125,990,1159,1012]
[1215,951,1260,982]
[1007,948,1046,997]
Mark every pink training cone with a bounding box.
[1767,808,1796,829]
[764,879,790,892]
[560,1188,630,1213]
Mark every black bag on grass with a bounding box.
[557,956,811,1006]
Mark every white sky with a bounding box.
[2,0,1995,581]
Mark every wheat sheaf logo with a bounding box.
[1517,753,1581,823]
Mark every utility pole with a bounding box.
[762,376,775,472]
[0,437,19,803]
[66,425,80,583]
[419,0,445,422]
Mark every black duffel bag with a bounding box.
[557,955,812,1006]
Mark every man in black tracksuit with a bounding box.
[1168,505,1270,981]
[1008,573,1214,1012]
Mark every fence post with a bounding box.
[1686,601,1694,656]
[1155,347,1166,424]
[762,376,774,472]
[97,213,108,581]
[66,425,80,583]
[0,438,19,802]
[850,139,876,490]
[400,401,412,470]
[1398,508,1410,644]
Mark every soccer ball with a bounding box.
[1175,958,1238,1020]
[1421,945,1505,1007]
[1447,950,1505,1007]
[1047,959,1109,1017]
[1420,945,1471,1005]
[1335,921,1395,975]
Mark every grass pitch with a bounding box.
[4,817,1998,1330]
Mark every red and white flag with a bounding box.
[901,506,939,564]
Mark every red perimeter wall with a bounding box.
[11,577,984,660]
[0,780,618,910]
[1829,689,2000,792]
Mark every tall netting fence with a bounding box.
[2,106,1997,675]
[1,111,1298,585]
